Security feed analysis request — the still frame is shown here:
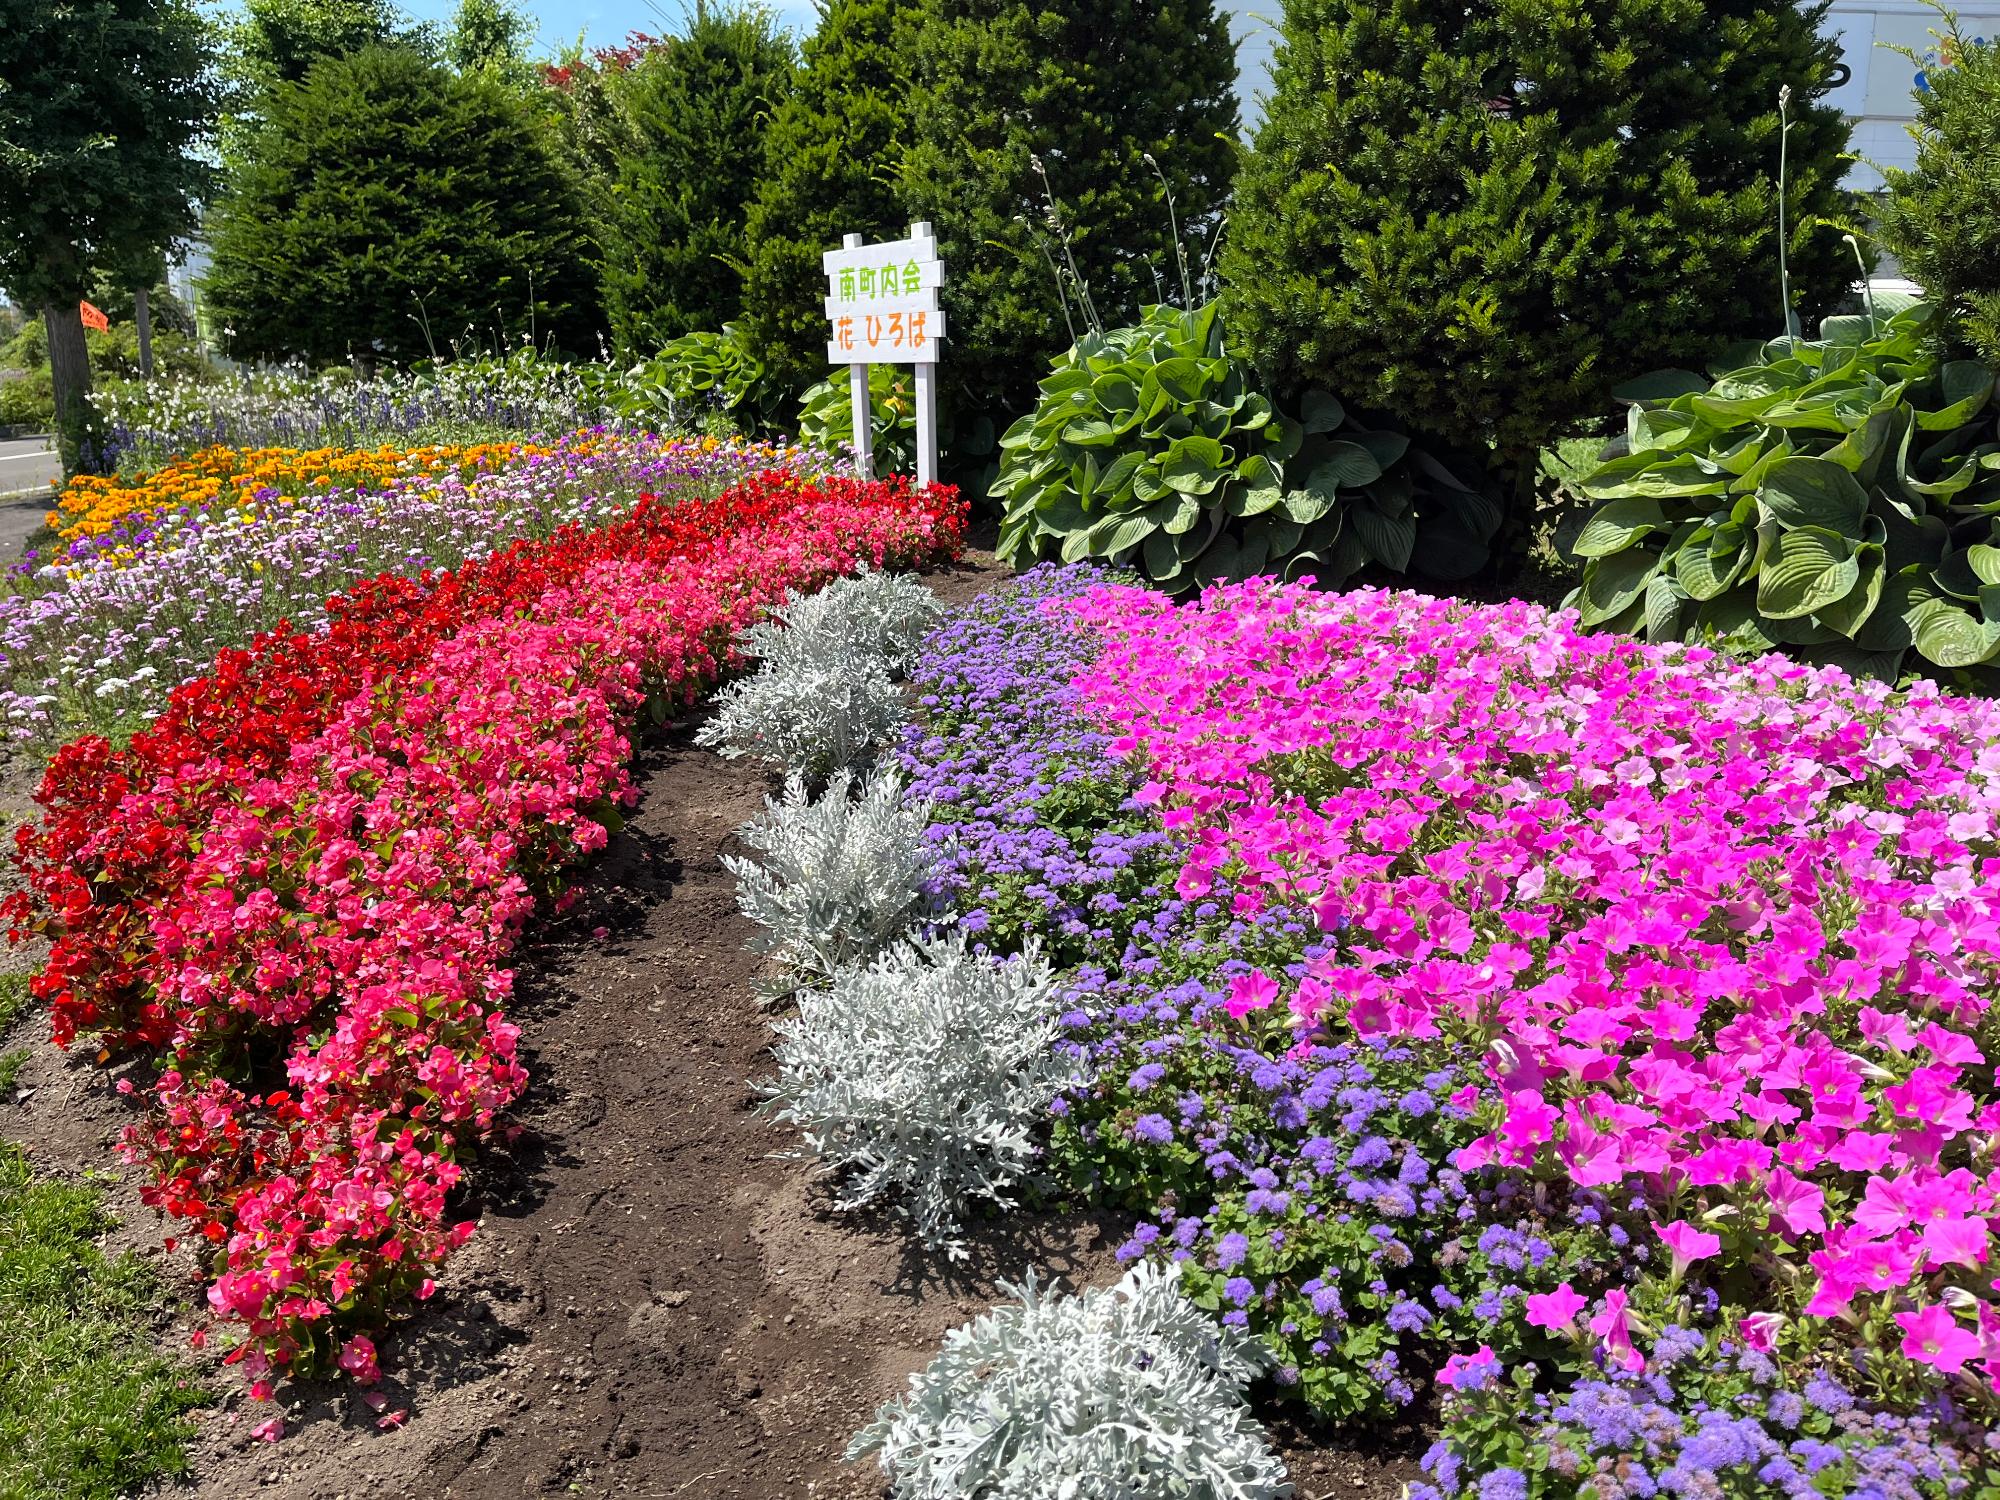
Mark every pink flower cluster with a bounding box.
[71,478,963,1396]
[1072,579,2000,1398]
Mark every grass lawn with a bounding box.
[0,1099,202,1498]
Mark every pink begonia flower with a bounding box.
[1923,1216,1990,1271]
[250,1417,284,1442]
[1224,970,1278,1020]
[1524,1284,1588,1333]
[336,1333,380,1385]
[1739,1312,1784,1352]
[1657,1220,1722,1276]
[1438,1345,1500,1390]
[1897,1303,1983,1374]
[1588,1289,1645,1374]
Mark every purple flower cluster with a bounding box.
[1414,1341,1969,1500]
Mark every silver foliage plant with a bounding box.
[697,568,942,782]
[740,565,942,678]
[848,1261,1292,1500]
[723,766,944,982]
[765,932,1068,1254]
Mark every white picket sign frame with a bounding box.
[824,221,943,487]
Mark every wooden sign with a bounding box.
[824,222,944,486]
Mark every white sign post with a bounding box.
[823,220,944,487]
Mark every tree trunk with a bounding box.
[42,301,97,475]
[135,286,154,380]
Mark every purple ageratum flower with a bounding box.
[1476,1468,1528,1500]
[1131,1113,1174,1146]
[1214,1231,1250,1270]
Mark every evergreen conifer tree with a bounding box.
[205,45,600,363]
[740,0,914,393]
[1881,15,2000,366]
[1222,0,1858,484]
[897,0,1239,420]
[595,2,795,352]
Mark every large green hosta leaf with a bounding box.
[1570,300,2000,686]
[995,301,1499,592]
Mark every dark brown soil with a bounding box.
[1,548,1424,1500]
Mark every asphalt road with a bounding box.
[0,436,56,562]
[0,436,57,499]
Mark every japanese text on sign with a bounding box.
[824,228,944,365]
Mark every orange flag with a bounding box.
[79,300,108,332]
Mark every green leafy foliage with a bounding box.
[799,364,919,473]
[994,302,1500,592]
[1881,13,2000,367]
[227,0,413,92]
[205,45,600,364]
[1568,305,2000,678]
[0,0,219,469]
[594,3,795,352]
[1221,0,1860,474]
[589,324,785,436]
[740,0,914,392]
[896,0,1239,421]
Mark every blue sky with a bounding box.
[394,0,821,53]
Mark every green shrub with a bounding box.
[1568,304,2000,678]
[994,302,1499,591]
[897,0,1240,422]
[1881,12,2000,367]
[739,0,914,393]
[1221,0,1860,485]
[595,3,795,352]
[0,369,54,430]
[205,45,601,363]
[591,324,784,436]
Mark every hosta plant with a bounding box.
[1569,303,2000,678]
[765,932,1067,1254]
[799,364,918,476]
[848,1261,1289,1499]
[724,767,942,983]
[697,568,942,781]
[590,323,786,436]
[993,300,1498,591]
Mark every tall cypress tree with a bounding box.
[897,0,1239,421]
[739,0,914,394]
[595,3,795,353]
[1222,0,1858,485]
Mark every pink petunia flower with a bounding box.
[1524,1283,1588,1334]
[1897,1303,1982,1374]
[1588,1289,1645,1374]
[1224,970,1278,1019]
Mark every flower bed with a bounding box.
[895,567,1998,1495]
[6,468,964,1405]
[1,434,827,746]
[47,440,550,543]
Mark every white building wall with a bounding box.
[1221,0,2000,191]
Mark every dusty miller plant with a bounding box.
[847,1260,1290,1500]
[724,767,944,985]
[697,568,941,782]
[765,932,1067,1254]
